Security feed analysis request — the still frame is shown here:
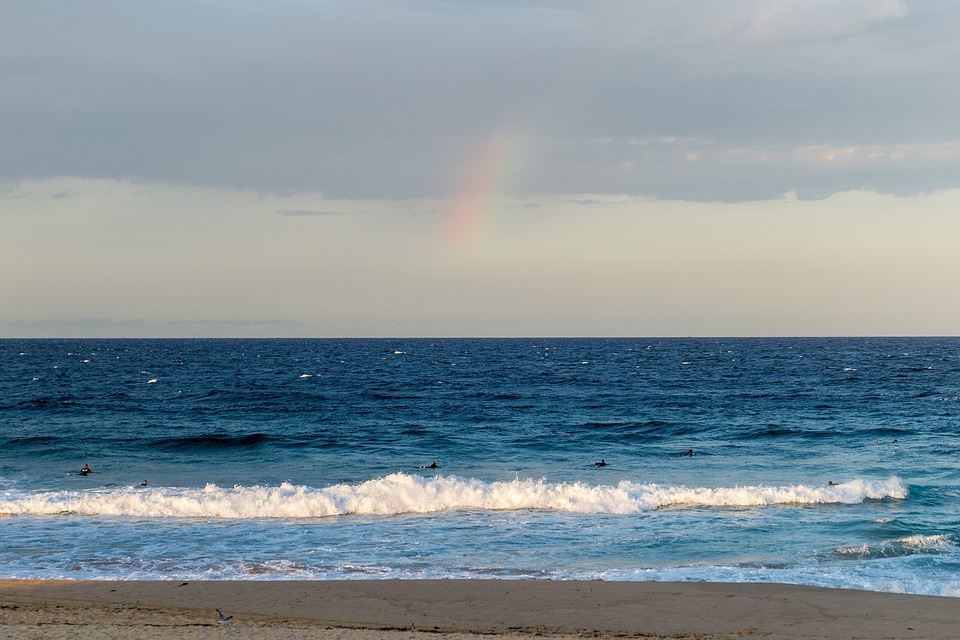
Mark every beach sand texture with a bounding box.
[2,580,959,639]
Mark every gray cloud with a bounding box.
[2,0,959,201]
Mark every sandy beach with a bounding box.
[2,579,959,640]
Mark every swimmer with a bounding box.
[80,464,91,476]
[419,461,438,469]
[828,481,836,486]
[683,449,695,457]
[595,459,607,468]
[140,480,148,486]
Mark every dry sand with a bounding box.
[2,579,958,640]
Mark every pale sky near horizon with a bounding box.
[2,0,959,338]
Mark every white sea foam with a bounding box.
[894,534,954,550]
[0,475,908,519]
[834,534,954,558]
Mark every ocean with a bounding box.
[1,337,959,594]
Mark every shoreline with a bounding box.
[3,579,960,639]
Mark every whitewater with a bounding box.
[0,474,907,518]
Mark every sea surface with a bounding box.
[1,338,959,594]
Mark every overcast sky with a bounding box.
[2,0,959,337]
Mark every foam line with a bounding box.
[0,474,907,519]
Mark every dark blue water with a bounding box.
[1,338,959,592]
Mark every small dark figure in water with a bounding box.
[828,481,836,486]
[683,449,695,457]
[80,464,91,476]
[893,439,899,444]
[140,480,148,486]
[595,459,607,468]
[419,461,438,469]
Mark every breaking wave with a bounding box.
[0,474,907,519]
[834,534,955,559]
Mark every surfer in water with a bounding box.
[419,461,438,469]
[595,459,607,468]
[683,449,695,457]
[80,464,91,476]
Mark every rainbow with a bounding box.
[444,132,522,251]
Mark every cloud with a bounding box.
[6,318,146,331]
[786,141,960,166]
[575,0,910,48]
[684,0,910,47]
[654,140,960,168]
[0,1,957,202]
[278,209,346,217]
[564,195,637,206]
[1,317,300,338]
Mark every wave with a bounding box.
[834,534,954,559]
[149,433,271,450]
[0,474,907,519]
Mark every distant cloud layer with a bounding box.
[278,210,345,217]
[2,0,958,202]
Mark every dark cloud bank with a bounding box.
[2,0,959,202]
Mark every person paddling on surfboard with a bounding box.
[595,459,607,468]
[80,464,91,476]
[419,461,438,469]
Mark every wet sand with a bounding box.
[2,579,958,639]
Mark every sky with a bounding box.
[2,0,959,337]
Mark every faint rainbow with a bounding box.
[444,132,522,251]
